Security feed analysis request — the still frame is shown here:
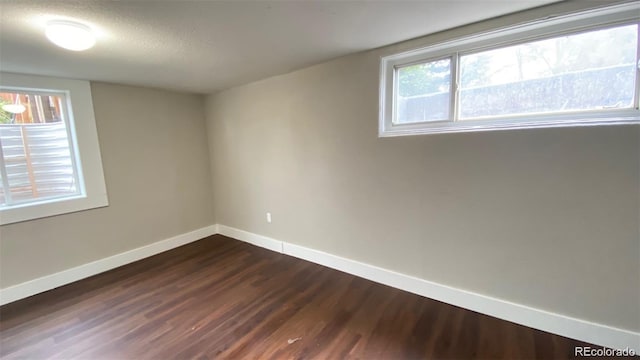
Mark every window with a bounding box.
[0,91,80,205]
[380,3,640,136]
[0,73,108,224]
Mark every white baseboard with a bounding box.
[217,225,283,253]
[0,224,217,306]
[217,224,640,353]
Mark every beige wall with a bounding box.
[0,82,214,287]
[205,2,640,332]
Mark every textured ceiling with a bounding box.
[0,0,562,94]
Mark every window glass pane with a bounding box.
[459,24,638,119]
[0,91,79,206]
[396,58,451,123]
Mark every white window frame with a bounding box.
[379,2,640,137]
[0,73,108,224]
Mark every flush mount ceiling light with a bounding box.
[45,20,96,51]
[1,104,26,114]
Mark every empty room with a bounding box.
[0,0,638,359]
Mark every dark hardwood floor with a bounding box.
[1,235,594,359]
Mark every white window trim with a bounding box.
[379,2,640,137]
[0,73,108,224]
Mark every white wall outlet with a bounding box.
[266,212,272,223]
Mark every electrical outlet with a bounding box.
[266,212,272,223]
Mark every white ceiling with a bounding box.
[0,0,561,94]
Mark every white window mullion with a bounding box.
[451,52,460,122]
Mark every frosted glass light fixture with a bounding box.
[45,20,95,51]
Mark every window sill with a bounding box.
[379,112,640,137]
[0,193,108,225]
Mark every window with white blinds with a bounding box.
[0,73,108,225]
[0,91,81,207]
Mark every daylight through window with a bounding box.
[381,4,640,136]
[0,91,81,207]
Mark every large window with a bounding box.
[380,3,640,136]
[0,73,108,224]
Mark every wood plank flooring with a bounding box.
[1,235,595,359]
